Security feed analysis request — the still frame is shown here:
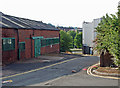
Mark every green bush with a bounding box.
[74,32,82,48]
[94,13,120,67]
[60,30,73,52]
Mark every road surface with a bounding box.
[2,56,118,87]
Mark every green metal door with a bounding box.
[34,39,41,57]
[19,42,25,59]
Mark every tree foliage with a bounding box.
[74,32,82,48]
[60,30,73,52]
[67,31,76,48]
[60,29,83,52]
[67,30,76,39]
[94,12,120,66]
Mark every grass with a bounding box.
[70,48,82,51]
[71,52,83,55]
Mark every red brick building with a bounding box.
[0,12,60,65]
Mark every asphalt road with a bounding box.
[2,56,117,86]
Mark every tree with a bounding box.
[67,31,76,48]
[60,30,73,52]
[94,13,120,67]
[74,32,82,48]
[67,30,76,39]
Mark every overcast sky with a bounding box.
[0,0,119,27]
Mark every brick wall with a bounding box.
[34,30,60,55]
[2,28,18,65]
[41,44,60,55]
[18,29,33,60]
[34,30,59,38]
[2,28,60,65]
[0,28,2,66]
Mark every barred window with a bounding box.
[49,39,52,45]
[41,39,46,47]
[41,38,59,47]
[53,38,59,44]
[2,38,15,51]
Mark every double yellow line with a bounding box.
[1,58,78,80]
[87,63,120,80]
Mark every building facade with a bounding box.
[0,12,60,65]
[82,18,102,54]
[57,26,82,32]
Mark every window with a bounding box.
[41,39,46,47]
[2,38,15,51]
[53,38,59,44]
[56,38,59,43]
[19,42,25,51]
[51,39,53,45]
[49,39,52,45]
[41,38,59,47]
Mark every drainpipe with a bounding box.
[16,29,20,60]
[31,29,35,58]
[59,31,60,53]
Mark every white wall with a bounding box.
[82,18,101,48]
[82,22,93,47]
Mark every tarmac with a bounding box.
[2,55,64,77]
[30,63,119,86]
[2,54,120,87]
[30,57,120,86]
[2,54,82,77]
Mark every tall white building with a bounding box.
[82,18,102,54]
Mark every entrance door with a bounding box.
[19,42,25,59]
[34,39,41,57]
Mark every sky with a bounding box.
[0,0,119,27]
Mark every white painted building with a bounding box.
[82,18,102,54]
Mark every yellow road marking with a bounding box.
[1,58,78,80]
[87,63,120,80]
[2,80,13,83]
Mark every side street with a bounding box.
[1,52,119,87]
[0,1,120,88]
